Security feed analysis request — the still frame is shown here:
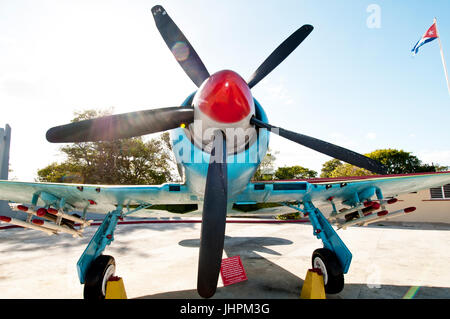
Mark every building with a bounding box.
[390,184,450,224]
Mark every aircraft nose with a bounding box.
[194,70,254,123]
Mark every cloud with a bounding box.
[268,134,329,173]
[365,132,377,140]
[260,78,295,106]
[328,131,358,149]
[416,150,450,166]
[1,77,40,98]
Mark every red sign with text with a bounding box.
[220,255,247,286]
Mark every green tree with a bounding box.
[37,109,176,185]
[252,149,277,181]
[37,162,84,183]
[324,149,438,178]
[434,164,449,172]
[366,149,436,174]
[328,164,374,178]
[274,165,317,180]
[320,159,343,178]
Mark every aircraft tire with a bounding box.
[311,248,344,294]
[83,255,116,300]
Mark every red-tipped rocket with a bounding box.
[47,208,58,215]
[377,210,388,217]
[1,213,82,237]
[361,207,417,227]
[331,201,380,221]
[10,204,91,227]
[48,208,92,227]
[31,218,82,238]
[362,202,381,216]
[338,206,417,230]
[363,201,374,207]
[372,198,398,205]
[331,201,375,220]
[376,197,398,211]
[17,205,28,212]
[32,219,44,226]
[0,216,55,235]
[36,208,47,217]
[0,216,11,223]
[404,207,416,213]
[387,198,398,204]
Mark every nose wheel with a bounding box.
[83,255,116,300]
[312,248,344,294]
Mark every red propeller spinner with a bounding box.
[190,70,256,154]
[193,70,254,124]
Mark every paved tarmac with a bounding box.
[0,215,449,299]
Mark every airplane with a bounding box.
[1,4,450,299]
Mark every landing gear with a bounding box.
[300,201,351,295]
[83,255,116,300]
[312,248,344,294]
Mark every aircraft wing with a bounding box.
[0,180,197,213]
[235,171,450,207]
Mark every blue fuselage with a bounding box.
[170,93,269,202]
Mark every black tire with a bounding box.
[83,255,116,300]
[311,248,344,294]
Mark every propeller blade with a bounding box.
[251,117,387,174]
[151,5,210,88]
[247,24,313,89]
[197,130,228,298]
[46,107,194,143]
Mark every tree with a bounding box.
[37,162,83,183]
[434,164,449,172]
[274,165,317,180]
[252,149,277,181]
[323,149,438,178]
[320,159,343,178]
[366,149,435,174]
[37,109,177,185]
[328,164,374,178]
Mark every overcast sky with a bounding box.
[1,0,450,181]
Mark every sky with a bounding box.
[1,0,450,181]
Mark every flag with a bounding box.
[411,22,438,55]
[412,18,450,95]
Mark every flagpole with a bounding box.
[435,18,450,95]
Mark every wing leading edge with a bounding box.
[2,171,450,214]
[0,180,198,214]
[235,171,450,206]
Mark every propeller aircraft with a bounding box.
[1,5,450,299]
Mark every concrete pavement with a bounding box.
[0,217,449,299]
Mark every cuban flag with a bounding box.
[411,21,439,55]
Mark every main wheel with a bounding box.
[312,248,344,294]
[83,255,116,300]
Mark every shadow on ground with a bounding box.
[0,219,198,257]
[135,235,450,299]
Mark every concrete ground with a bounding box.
[0,215,449,299]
